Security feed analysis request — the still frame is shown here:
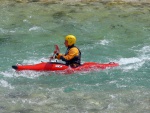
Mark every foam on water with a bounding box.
[117,45,150,71]
[0,28,16,34]
[137,46,150,57]
[22,57,48,64]
[0,71,14,78]
[96,39,110,45]
[0,79,14,89]
[118,57,144,71]
[0,66,53,79]
[29,26,44,32]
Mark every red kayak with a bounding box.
[12,62,119,74]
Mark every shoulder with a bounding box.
[69,47,79,53]
[70,47,78,51]
[70,47,80,51]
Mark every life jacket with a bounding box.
[65,45,81,66]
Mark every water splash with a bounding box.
[96,39,110,45]
[29,26,43,32]
[118,45,150,71]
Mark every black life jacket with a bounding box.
[64,45,81,66]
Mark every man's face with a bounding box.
[64,40,68,47]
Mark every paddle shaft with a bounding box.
[49,45,60,61]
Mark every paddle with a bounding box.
[49,45,60,62]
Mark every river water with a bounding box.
[0,1,150,113]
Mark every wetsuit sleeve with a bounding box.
[61,48,79,61]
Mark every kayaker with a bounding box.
[55,35,81,68]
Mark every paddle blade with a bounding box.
[54,45,60,53]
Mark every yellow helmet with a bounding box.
[65,35,76,46]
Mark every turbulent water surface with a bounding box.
[0,1,150,113]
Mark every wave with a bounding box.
[118,45,150,71]
[96,39,110,45]
[29,26,44,32]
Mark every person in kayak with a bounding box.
[55,35,81,68]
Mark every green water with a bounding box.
[0,1,150,113]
